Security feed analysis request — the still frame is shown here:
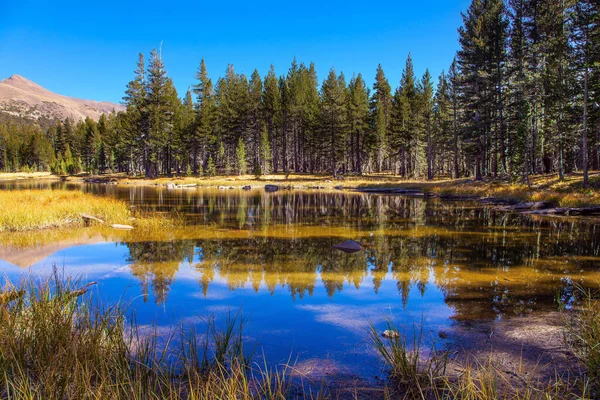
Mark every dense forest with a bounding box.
[0,0,598,184]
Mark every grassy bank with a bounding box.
[427,173,600,208]
[0,190,132,232]
[0,274,598,399]
[0,189,182,232]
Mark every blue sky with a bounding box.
[0,0,471,104]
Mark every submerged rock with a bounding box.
[382,330,400,339]
[265,185,279,192]
[332,240,363,254]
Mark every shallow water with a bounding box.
[1,180,599,380]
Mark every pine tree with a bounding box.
[347,74,369,174]
[370,65,392,172]
[571,0,599,186]
[321,68,347,175]
[122,53,147,175]
[235,137,247,175]
[193,59,216,173]
[262,66,281,172]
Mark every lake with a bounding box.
[1,180,599,381]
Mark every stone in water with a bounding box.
[382,330,400,339]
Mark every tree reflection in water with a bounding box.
[116,189,600,321]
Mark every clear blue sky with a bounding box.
[0,0,471,104]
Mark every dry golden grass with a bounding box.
[429,173,600,207]
[0,172,54,181]
[0,190,132,231]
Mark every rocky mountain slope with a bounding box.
[0,74,124,122]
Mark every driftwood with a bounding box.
[524,207,600,216]
[358,188,424,195]
[502,201,552,211]
[332,240,363,254]
[111,224,134,230]
[81,213,104,226]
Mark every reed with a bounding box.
[369,320,448,397]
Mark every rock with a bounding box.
[265,185,279,192]
[242,185,251,190]
[382,330,400,339]
[165,183,176,189]
[218,186,227,190]
[335,185,343,190]
[110,224,134,230]
[332,240,363,254]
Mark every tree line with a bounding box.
[0,0,598,184]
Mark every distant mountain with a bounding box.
[0,74,125,122]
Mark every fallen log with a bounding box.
[81,213,104,226]
[524,206,600,216]
[502,201,552,211]
[111,224,134,230]
[358,188,424,195]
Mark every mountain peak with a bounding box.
[1,74,47,91]
[0,74,124,121]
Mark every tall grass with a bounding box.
[0,189,132,231]
[369,320,448,398]
[0,271,313,399]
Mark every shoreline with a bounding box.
[3,171,600,216]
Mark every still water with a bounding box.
[1,181,599,379]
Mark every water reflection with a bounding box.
[1,183,599,322]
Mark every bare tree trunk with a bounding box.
[583,66,589,186]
